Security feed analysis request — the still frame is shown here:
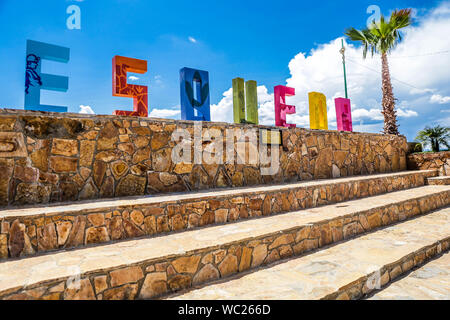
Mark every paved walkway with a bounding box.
[369,252,450,300]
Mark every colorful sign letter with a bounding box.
[232,78,258,124]
[180,67,210,121]
[24,40,70,112]
[308,92,328,130]
[274,85,296,127]
[335,98,353,132]
[113,56,148,117]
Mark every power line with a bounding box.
[347,50,450,59]
[386,50,450,58]
[345,57,425,91]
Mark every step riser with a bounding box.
[428,177,450,185]
[0,171,436,260]
[1,190,448,300]
[323,238,450,300]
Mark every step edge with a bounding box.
[428,176,450,180]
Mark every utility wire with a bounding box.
[387,50,450,58]
[345,57,425,91]
[347,50,450,59]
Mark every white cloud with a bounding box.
[188,36,197,43]
[437,116,450,126]
[430,94,450,104]
[79,105,95,114]
[397,108,419,118]
[128,75,139,81]
[409,88,435,95]
[211,87,233,123]
[149,108,180,119]
[154,75,163,85]
[210,2,450,136]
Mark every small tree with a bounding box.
[415,125,450,152]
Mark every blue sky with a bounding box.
[0,0,449,141]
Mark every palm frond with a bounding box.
[390,9,412,30]
[345,8,412,55]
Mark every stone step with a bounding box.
[0,185,448,300]
[168,207,450,300]
[428,176,450,185]
[0,170,437,260]
[368,251,450,300]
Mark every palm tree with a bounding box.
[345,9,412,135]
[415,125,450,152]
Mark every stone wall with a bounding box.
[407,151,450,176]
[0,109,408,206]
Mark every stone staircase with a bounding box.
[169,207,450,300]
[0,169,448,300]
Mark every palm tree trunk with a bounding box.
[381,53,399,135]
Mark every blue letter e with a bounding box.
[25,40,70,112]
